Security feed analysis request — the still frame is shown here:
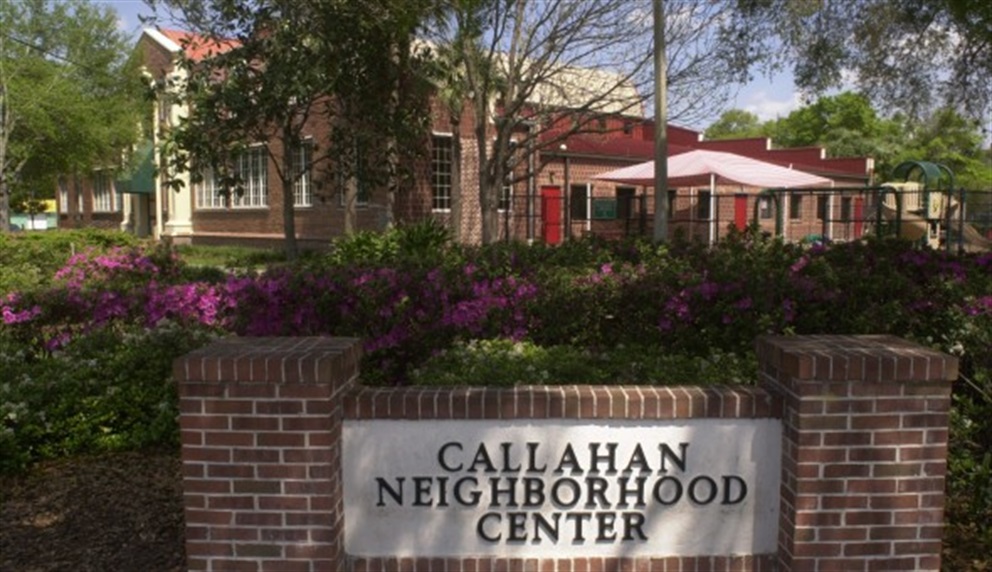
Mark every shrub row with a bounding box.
[0,226,989,567]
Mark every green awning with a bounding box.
[115,140,155,195]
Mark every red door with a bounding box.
[853,197,864,238]
[541,186,562,245]
[734,194,748,230]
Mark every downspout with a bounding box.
[708,173,716,245]
[586,183,591,234]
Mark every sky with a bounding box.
[97,0,803,134]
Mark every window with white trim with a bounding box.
[92,171,119,212]
[759,196,773,219]
[499,140,518,213]
[231,146,268,208]
[58,178,69,214]
[195,168,227,209]
[293,139,313,207]
[336,142,370,208]
[431,134,453,211]
[499,180,513,212]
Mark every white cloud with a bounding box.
[739,88,803,122]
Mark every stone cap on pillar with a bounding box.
[756,334,958,384]
[173,336,362,386]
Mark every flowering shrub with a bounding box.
[2,227,989,564]
[0,323,216,473]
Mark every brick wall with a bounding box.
[175,337,361,572]
[175,335,956,572]
[756,335,955,572]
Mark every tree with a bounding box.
[725,0,992,121]
[428,0,760,244]
[755,92,990,186]
[759,92,907,179]
[763,92,896,153]
[703,109,764,140]
[150,0,435,259]
[0,0,143,233]
[896,107,992,191]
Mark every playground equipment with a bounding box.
[879,160,991,252]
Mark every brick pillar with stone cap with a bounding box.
[756,335,957,572]
[174,336,362,572]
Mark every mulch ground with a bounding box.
[0,449,185,572]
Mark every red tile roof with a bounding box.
[158,28,239,62]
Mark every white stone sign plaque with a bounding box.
[342,419,781,558]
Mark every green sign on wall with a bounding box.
[592,198,617,220]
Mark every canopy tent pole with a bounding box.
[709,172,716,245]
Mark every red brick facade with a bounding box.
[59,29,875,247]
[175,335,955,572]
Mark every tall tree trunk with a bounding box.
[450,112,462,242]
[281,125,299,260]
[344,150,356,236]
[477,126,494,245]
[1,82,11,234]
[0,179,10,234]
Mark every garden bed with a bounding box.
[1,228,989,569]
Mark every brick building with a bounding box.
[57,28,875,247]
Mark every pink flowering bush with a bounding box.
[2,226,989,562]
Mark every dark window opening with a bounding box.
[617,187,636,219]
[570,184,588,220]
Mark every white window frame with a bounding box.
[431,133,453,212]
[293,138,313,208]
[498,138,518,213]
[499,180,513,213]
[92,171,119,213]
[231,145,268,209]
[758,196,773,220]
[195,168,227,209]
[58,178,69,214]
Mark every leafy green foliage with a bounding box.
[411,339,756,387]
[0,0,145,231]
[321,219,457,268]
[703,109,764,141]
[0,229,138,293]
[708,94,991,188]
[1,228,989,566]
[0,323,215,473]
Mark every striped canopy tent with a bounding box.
[593,149,832,189]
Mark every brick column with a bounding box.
[756,335,956,572]
[174,337,361,572]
